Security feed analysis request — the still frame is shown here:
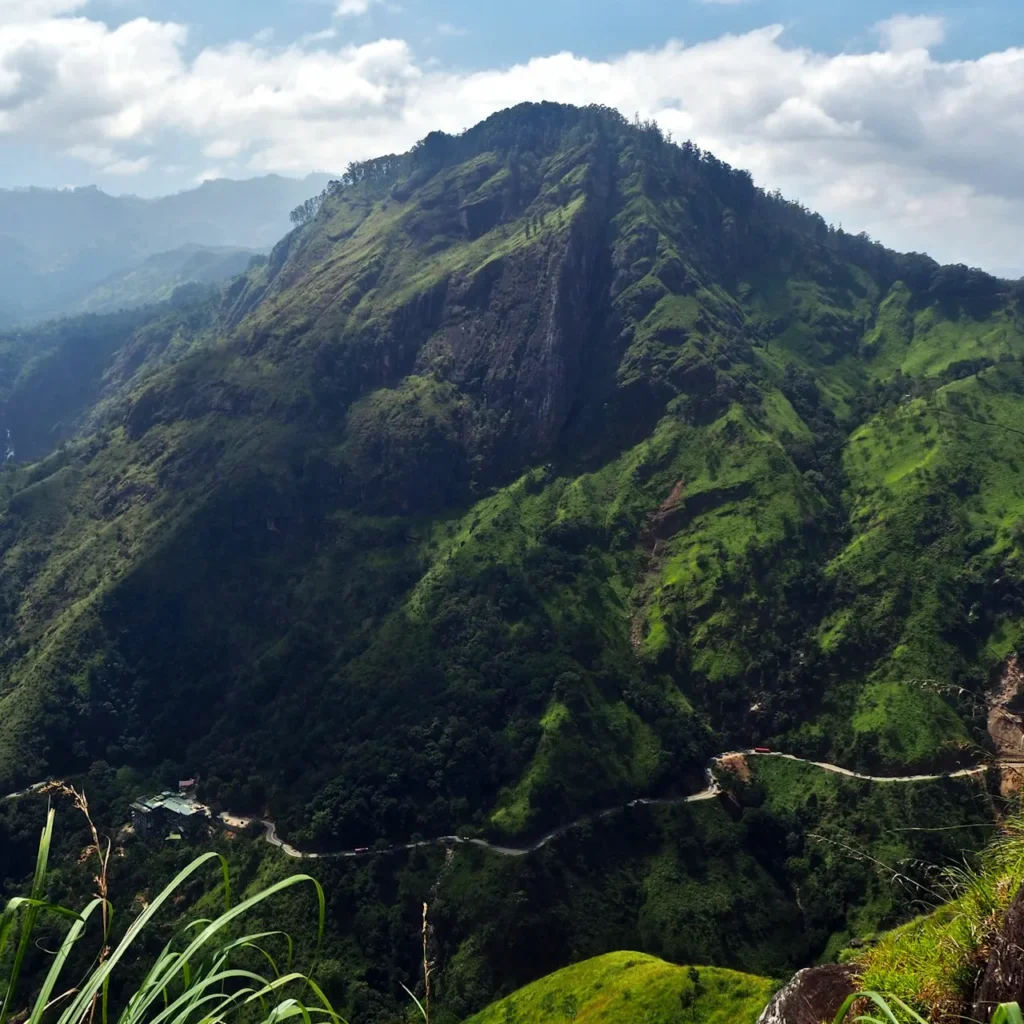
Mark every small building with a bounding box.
[131,792,209,841]
[179,779,197,794]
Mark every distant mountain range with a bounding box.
[0,173,334,324]
[73,244,260,317]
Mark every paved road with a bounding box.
[756,751,1024,784]
[213,752,1020,861]
[2,781,47,802]
[8,753,1017,860]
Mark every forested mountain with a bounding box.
[72,245,258,316]
[4,100,1024,1024]
[0,174,333,324]
[0,100,1021,849]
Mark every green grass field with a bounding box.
[462,951,776,1024]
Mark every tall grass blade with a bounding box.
[55,851,230,1024]
[993,1005,1024,1024]
[2,807,56,1021]
[834,992,936,1024]
[27,898,104,1024]
[402,982,428,1023]
[142,967,271,1024]
[5,811,338,1024]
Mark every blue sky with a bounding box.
[85,0,1018,67]
[2,0,1024,271]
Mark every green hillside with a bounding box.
[0,100,1020,856]
[462,952,775,1024]
[74,245,257,316]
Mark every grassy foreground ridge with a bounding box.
[463,952,775,1024]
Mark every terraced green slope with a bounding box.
[797,361,1024,768]
[462,952,775,1024]
[0,102,1021,850]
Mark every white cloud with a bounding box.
[335,0,380,17]
[102,155,150,175]
[875,14,946,53]
[66,143,148,175]
[1,10,1024,270]
[203,138,244,159]
[66,143,116,165]
[0,0,88,23]
[302,28,338,45]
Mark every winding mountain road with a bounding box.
[211,751,1024,861]
[1,781,47,803]
[6,753,1018,860]
[216,778,724,860]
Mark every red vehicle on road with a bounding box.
[753,747,772,754]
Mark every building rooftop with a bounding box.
[132,792,206,818]
[162,795,200,817]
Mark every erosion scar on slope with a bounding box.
[631,479,686,650]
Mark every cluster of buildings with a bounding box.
[130,778,211,842]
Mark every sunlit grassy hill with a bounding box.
[461,952,775,1024]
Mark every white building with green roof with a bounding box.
[130,791,210,841]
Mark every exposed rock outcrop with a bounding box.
[756,965,858,1024]
[718,752,752,783]
[643,479,686,551]
[989,655,1024,796]
[972,884,1024,1023]
[989,655,1024,757]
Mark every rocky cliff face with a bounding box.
[990,658,1024,755]
[757,965,858,1024]
[973,884,1024,1023]
[424,196,610,474]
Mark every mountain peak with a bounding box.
[0,101,1021,883]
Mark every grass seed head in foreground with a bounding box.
[0,807,343,1024]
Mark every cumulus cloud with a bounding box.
[302,28,338,45]
[875,14,946,53]
[0,0,88,23]
[1,8,1023,271]
[335,0,380,17]
[67,142,150,175]
[0,16,186,147]
[103,155,150,175]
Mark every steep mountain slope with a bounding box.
[0,102,1021,850]
[0,288,227,463]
